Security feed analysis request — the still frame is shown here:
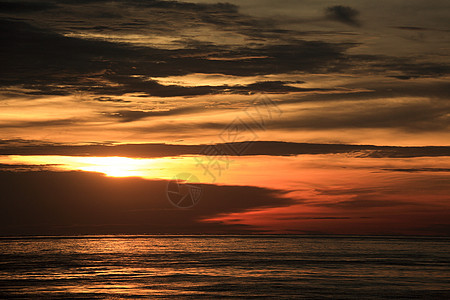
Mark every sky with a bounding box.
[0,0,449,236]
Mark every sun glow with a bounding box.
[3,155,159,178]
[76,157,148,177]
[2,155,205,180]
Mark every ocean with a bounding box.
[0,235,449,299]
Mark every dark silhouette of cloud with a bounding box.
[289,80,450,103]
[0,19,354,97]
[394,26,428,31]
[0,118,80,129]
[0,1,56,13]
[318,198,414,209]
[108,106,205,122]
[383,168,450,173]
[93,96,130,103]
[325,5,361,27]
[277,216,351,220]
[0,163,56,171]
[0,0,448,100]
[0,170,293,235]
[0,140,449,158]
[269,99,450,132]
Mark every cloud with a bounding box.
[268,96,450,132]
[1,1,449,99]
[0,169,293,235]
[321,198,413,209]
[119,92,450,135]
[311,191,420,210]
[0,163,55,171]
[394,26,428,31]
[383,168,450,173]
[107,106,204,122]
[277,216,351,220]
[291,80,450,103]
[0,19,355,97]
[0,118,80,129]
[325,5,361,27]
[93,96,130,103]
[0,140,449,158]
[0,1,56,13]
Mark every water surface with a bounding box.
[1,235,449,299]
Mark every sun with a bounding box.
[3,155,196,181]
[77,156,147,177]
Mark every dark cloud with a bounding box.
[0,163,55,172]
[323,199,412,209]
[0,19,134,94]
[97,76,221,98]
[314,195,415,209]
[374,58,450,79]
[0,1,56,13]
[93,96,130,103]
[390,75,417,80]
[0,16,352,97]
[291,80,450,103]
[0,118,80,129]
[107,106,203,122]
[126,91,450,134]
[0,169,293,235]
[0,18,354,97]
[132,0,238,13]
[96,79,326,103]
[394,26,428,31]
[315,188,378,196]
[267,97,450,132]
[383,168,450,173]
[96,77,319,98]
[277,216,351,221]
[0,140,449,158]
[393,26,450,33]
[238,81,324,94]
[325,5,361,27]
[0,0,449,98]
[314,179,450,211]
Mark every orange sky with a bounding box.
[0,0,449,236]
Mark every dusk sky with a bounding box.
[0,0,449,236]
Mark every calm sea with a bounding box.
[0,235,449,299]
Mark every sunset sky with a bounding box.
[0,0,449,236]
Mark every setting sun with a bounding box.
[77,157,148,177]
[4,155,155,178]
